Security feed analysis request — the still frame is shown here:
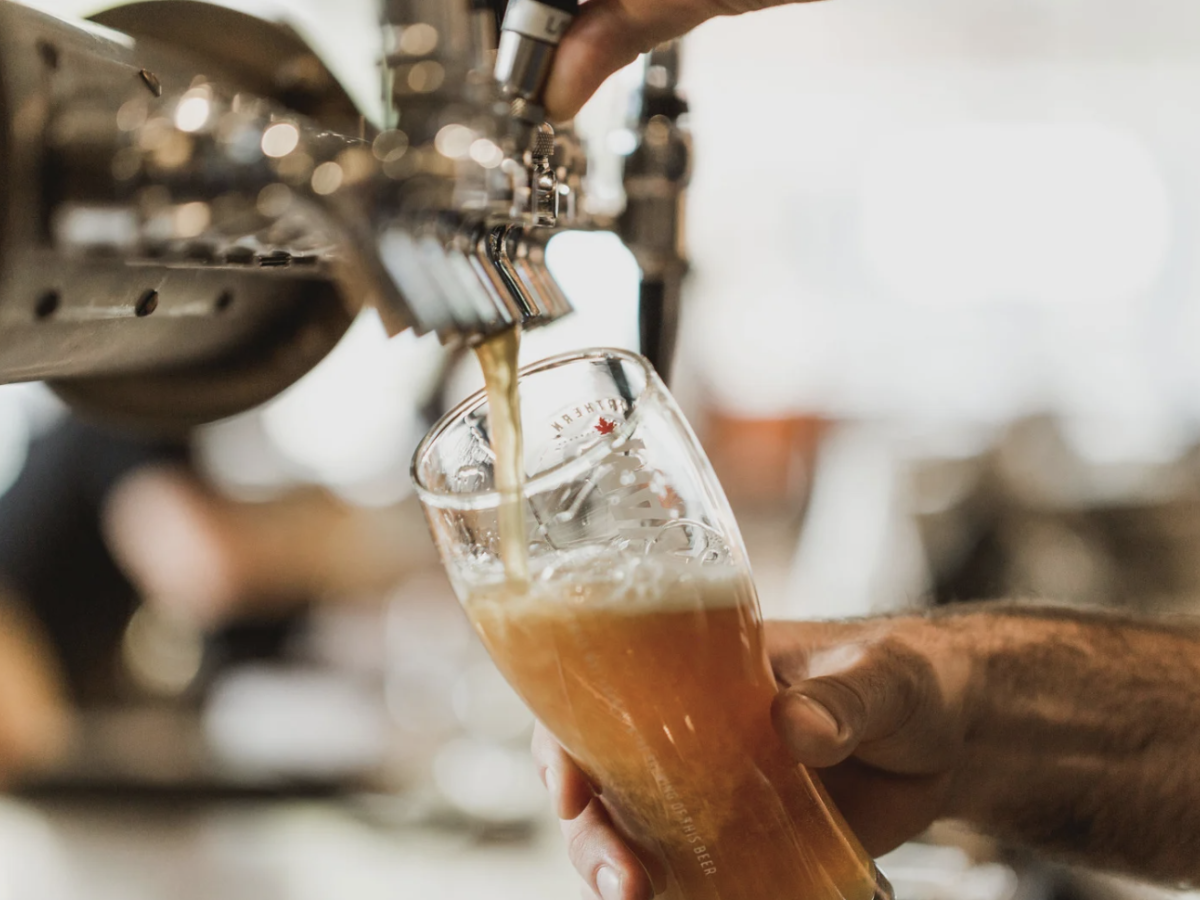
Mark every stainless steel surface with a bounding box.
[0,1,358,428]
[0,0,686,426]
[494,29,556,105]
[494,0,575,106]
[373,0,581,342]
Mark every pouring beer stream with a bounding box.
[475,329,530,584]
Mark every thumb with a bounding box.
[544,0,711,121]
[771,646,919,769]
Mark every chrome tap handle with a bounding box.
[494,0,578,114]
[370,0,583,343]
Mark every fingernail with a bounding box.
[794,693,840,737]
[546,767,559,799]
[596,866,623,900]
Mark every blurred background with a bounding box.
[3,0,1200,897]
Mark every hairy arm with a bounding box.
[770,605,1200,881]
[539,605,1200,900]
[545,0,819,120]
[938,606,1200,882]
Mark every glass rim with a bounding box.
[411,347,654,512]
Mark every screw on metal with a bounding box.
[35,291,60,320]
[138,68,163,97]
[135,290,159,317]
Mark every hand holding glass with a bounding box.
[413,349,891,900]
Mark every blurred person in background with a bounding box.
[529,2,1200,899]
[0,413,433,785]
[0,416,189,782]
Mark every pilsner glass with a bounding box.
[413,348,892,900]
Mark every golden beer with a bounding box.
[415,349,888,900]
[466,557,877,900]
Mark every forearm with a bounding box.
[938,604,1200,883]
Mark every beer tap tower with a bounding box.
[621,42,691,381]
[0,0,690,429]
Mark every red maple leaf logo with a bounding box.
[595,417,617,435]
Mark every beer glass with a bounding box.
[412,349,892,900]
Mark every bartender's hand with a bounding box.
[540,602,1200,897]
[535,605,1200,897]
[546,0,822,120]
[532,617,970,900]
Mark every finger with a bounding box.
[817,760,951,857]
[771,640,922,768]
[532,722,594,819]
[544,0,712,120]
[561,798,653,900]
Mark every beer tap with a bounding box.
[372,0,581,343]
[620,43,692,382]
[493,0,575,112]
[0,0,678,428]
[47,78,389,304]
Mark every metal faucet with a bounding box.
[0,0,688,427]
[371,0,581,341]
[50,0,582,345]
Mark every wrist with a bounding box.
[918,604,1074,827]
[894,609,998,823]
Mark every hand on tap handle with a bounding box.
[544,0,818,120]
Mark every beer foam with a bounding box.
[462,549,755,616]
